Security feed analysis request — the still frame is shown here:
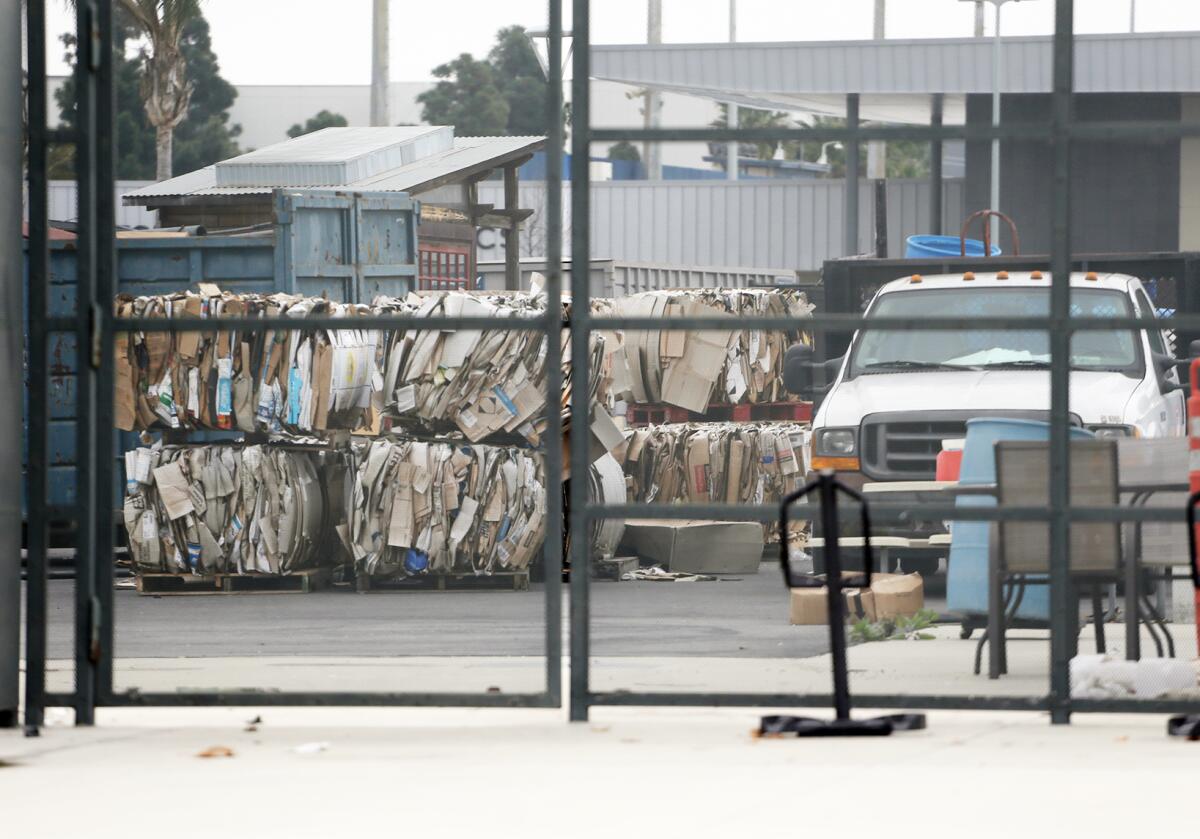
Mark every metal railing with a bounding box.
[20,0,1200,730]
[21,0,566,730]
[564,0,1200,724]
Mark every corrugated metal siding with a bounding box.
[591,32,1200,96]
[478,179,965,271]
[31,180,157,227]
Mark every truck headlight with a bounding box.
[815,428,857,456]
[1086,424,1137,439]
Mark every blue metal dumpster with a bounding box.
[27,189,419,520]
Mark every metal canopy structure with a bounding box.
[17,0,1200,734]
[589,31,1200,123]
[124,133,545,207]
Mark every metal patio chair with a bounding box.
[982,439,1122,680]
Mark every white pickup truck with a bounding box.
[785,270,1187,573]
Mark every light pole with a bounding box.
[961,0,1032,249]
[370,0,389,126]
[726,0,738,181]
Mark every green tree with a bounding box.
[288,110,349,139]
[607,141,641,162]
[784,116,929,179]
[52,8,240,181]
[487,25,546,136]
[421,26,562,137]
[119,0,204,179]
[711,104,791,163]
[417,53,509,136]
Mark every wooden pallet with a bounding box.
[135,567,330,595]
[625,400,812,427]
[355,569,531,593]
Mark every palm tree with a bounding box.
[72,0,202,180]
[122,0,201,180]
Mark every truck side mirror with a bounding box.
[783,343,815,397]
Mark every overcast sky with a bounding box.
[44,0,1200,85]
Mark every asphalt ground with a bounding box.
[29,565,950,661]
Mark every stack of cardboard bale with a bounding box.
[122,443,339,576]
[347,438,546,579]
[606,288,814,412]
[619,422,810,507]
[116,288,617,584]
[114,291,379,435]
[595,290,816,568]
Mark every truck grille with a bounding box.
[861,418,967,480]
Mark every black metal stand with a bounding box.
[759,470,927,738]
[1168,493,1200,740]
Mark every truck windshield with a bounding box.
[849,287,1142,376]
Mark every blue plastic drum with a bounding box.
[946,418,1093,621]
[905,234,1001,259]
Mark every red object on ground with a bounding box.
[935,449,963,482]
[1188,359,1200,654]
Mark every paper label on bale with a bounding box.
[329,330,374,411]
[394,383,417,414]
[152,462,195,520]
[775,436,799,476]
[686,435,712,501]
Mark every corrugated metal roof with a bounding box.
[214,126,453,187]
[125,135,545,204]
[591,31,1200,107]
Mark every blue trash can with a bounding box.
[946,418,1093,621]
[905,234,1001,259]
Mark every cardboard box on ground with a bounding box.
[788,573,925,626]
[621,520,763,575]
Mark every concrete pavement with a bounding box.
[1,706,1196,838]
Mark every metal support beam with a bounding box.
[844,94,861,256]
[1048,0,1075,726]
[930,93,944,234]
[504,166,521,290]
[0,0,23,729]
[569,0,591,722]
[94,0,117,703]
[542,0,565,707]
[23,0,50,736]
[72,0,100,727]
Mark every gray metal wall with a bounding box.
[965,93,1182,255]
[478,178,965,271]
[25,180,157,228]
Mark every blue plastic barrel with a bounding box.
[905,234,1001,259]
[946,418,1093,621]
